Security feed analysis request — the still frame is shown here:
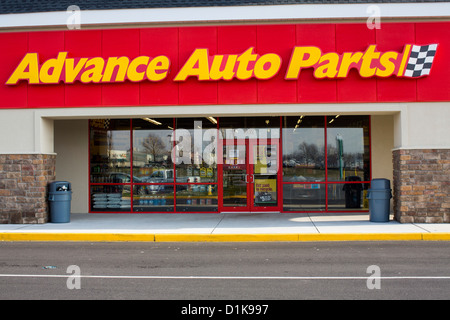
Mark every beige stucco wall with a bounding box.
[371,115,394,183]
[393,102,450,150]
[54,119,89,213]
[0,109,49,153]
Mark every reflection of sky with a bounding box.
[109,127,364,154]
[327,128,364,153]
[282,128,324,155]
[133,130,172,152]
[282,128,364,154]
[109,131,130,151]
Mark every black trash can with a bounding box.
[48,181,72,223]
[367,179,392,222]
[343,176,362,208]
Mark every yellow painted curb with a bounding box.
[0,233,156,242]
[298,233,424,242]
[422,233,450,241]
[154,233,299,242]
[1,232,450,242]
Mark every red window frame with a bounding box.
[88,115,371,214]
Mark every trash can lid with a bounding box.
[370,178,390,190]
[48,181,71,192]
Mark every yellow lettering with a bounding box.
[337,52,363,78]
[126,56,149,82]
[360,45,380,77]
[65,58,87,83]
[80,57,105,83]
[5,53,39,85]
[174,49,210,81]
[253,53,281,80]
[314,52,339,79]
[376,51,398,77]
[397,44,411,77]
[102,57,129,82]
[236,47,258,80]
[285,46,321,80]
[209,54,237,81]
[39,52,67,84]
[146,56,170,81]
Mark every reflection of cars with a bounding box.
[141,169,191,194]
[109,173,143,183]
[141,169,174,183]
[140,169,174,194]
[108,173,147,195]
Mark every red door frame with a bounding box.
[218,138,248,212]
[218,137,282,212]
[248,138,282,212]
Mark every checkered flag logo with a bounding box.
[404,44,438,78]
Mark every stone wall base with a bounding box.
[0,154,56,224]
[393,149,449,223]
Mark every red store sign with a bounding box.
[0,22,449,108]
[5,44,438,85]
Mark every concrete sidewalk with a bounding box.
[0,212,449,242]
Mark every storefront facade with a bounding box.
[0,1,449,223]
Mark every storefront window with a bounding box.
[282,115,370,212]
[132,118,174,179]
[90,119,131,183]
[326,116,370,182]
[89,115,370,213]
[327,183,370,211]
[282,116,325,182]
[90,185,131,212]
[132,185,174,213]
[176,184,218,212]
[175,118,218,183]
[283,183,326,211]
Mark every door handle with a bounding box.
[245,174,254,183]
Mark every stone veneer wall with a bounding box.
[393,149,450,223]
[0,154,56,224]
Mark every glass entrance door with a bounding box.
[219,139,281,212]
[221,140,248,210]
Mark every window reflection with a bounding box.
[327,116,370,182]
[327,183,370,211]
[132,118,173,182]
[282,116,325,182]
[283,183,326,211]
[175,118,217,183]
[90,119,131,183]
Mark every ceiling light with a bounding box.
[143,118,162,125]
[207,117,217,124]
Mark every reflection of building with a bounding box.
[0,1,449,223]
